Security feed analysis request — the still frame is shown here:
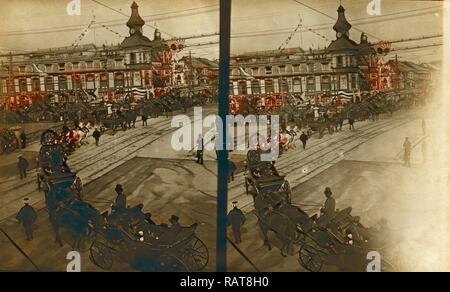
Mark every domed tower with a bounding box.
[333,5,352,39]
[126,1,145,36]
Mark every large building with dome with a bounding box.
[0,2,176,102]
[229,4,430,100]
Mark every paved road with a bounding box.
[0,106,218,271]
[227,108,449,272]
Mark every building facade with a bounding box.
[229,5,377,99]
[0,2,174,104]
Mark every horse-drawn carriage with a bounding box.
[39,130,209,272]
[88,213,209,272]
[244,150,292,202]
[0,128,20,154]
[245,150,393,272]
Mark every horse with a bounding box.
[254,194,315,257]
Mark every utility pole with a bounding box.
[217,0,231,273]
[8,52,13,95]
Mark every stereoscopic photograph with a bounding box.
[0,0,448,276]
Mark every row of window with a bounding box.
[15,60,124,74]
[232,55,360,77]
[4,71,152,93]
[231,63,332,77]
[230,75,357,95]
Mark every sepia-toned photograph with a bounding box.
[0,0,449,276]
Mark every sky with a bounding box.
[0,0,445,63]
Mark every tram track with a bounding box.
[0,108,216,222]
[228,115,417,212]
[0,108,215,193]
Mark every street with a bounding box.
[0,106,219,271]
[227,106,449,272]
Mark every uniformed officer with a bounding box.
[17,155,29,180]
[16,198,38,241]
[114,184,127,211]
[227,201,246,244]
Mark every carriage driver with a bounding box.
[317,187,336,227]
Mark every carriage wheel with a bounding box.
[89,241,114,270]
[298,244,323,272]
[179,236,209,271]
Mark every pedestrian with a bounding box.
[422,119,426,136]
[299,131,309,150]
[74,176,83,201]
[114,184,127,211]
[36,170,45,192]
[20,131,27,149]
[403,137,412,168]
[93,128,101,146]
[17,155,29,180]
[16,198,37,241]
[348,117,355,130]
[228,159,237,182]
[142,114,148,127]
[196,134,204,165]
[227,201,246,244]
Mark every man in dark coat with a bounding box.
[227,201,246,244]
[142,114,148,127]
[16,198,38,241]
[17,155,29,179]
[93,128,101,146]
[299,131,309,150]
[169,215,182,234]
[74,176,83,201]
[317,187,336,228]
[20,131,27,149]
[196,134,204,165]
[114,184,127,211]
[228,160,237,182]
[348,117,355,130]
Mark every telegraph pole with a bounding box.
[8,52,13,95]
[217,0,231,272]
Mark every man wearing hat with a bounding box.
[227,201,246,244]
[16,198,38,241]
[114,184,127,211]
[17,155,29,180]
[322,187,336,222]
[299,131,309,150]
[74,176,83,201]
[169,215,182,234]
